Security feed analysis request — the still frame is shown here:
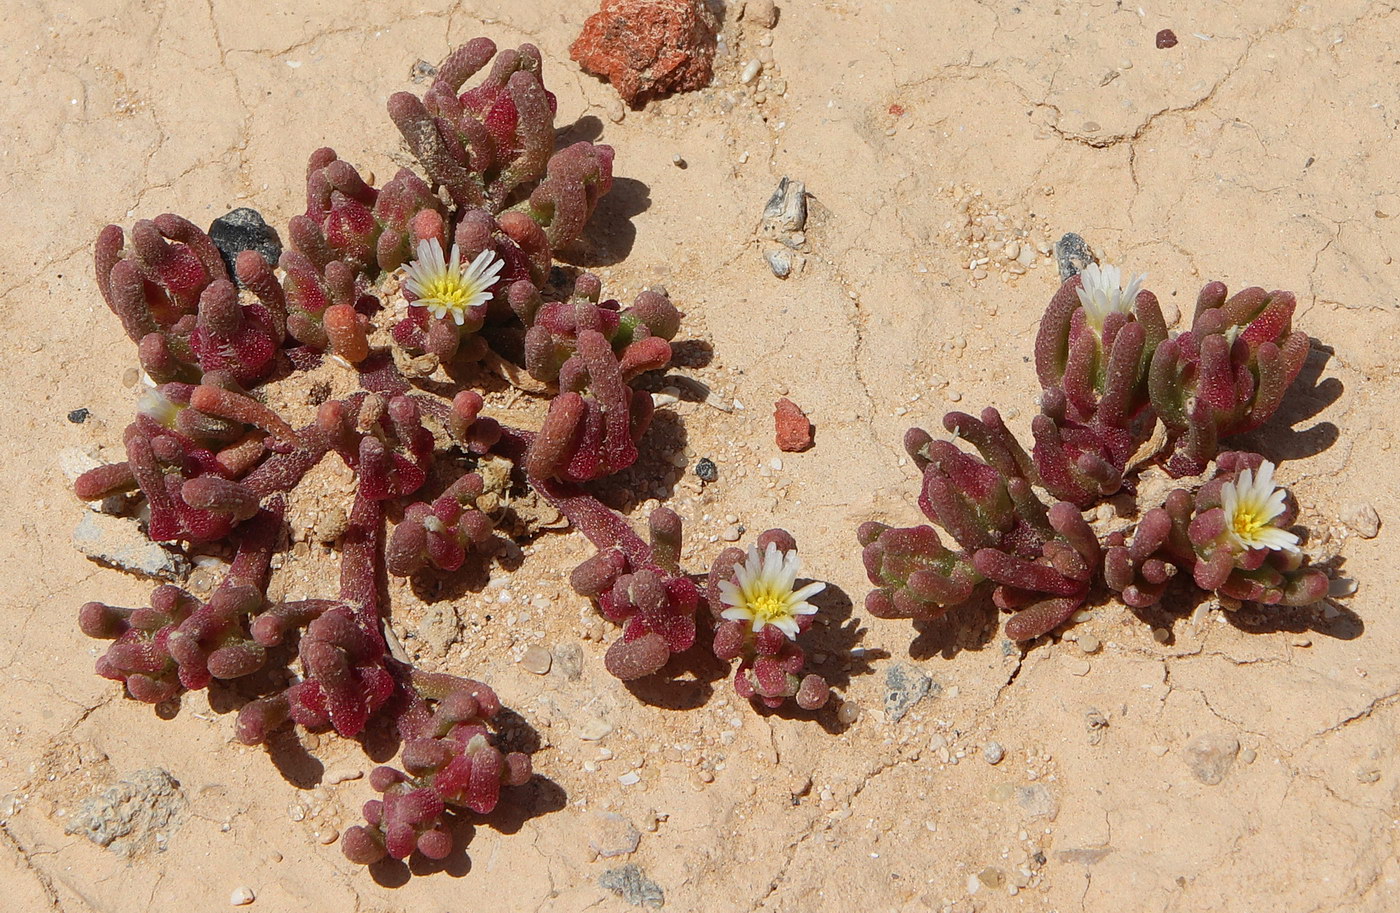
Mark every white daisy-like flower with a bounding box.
[1075,262,1147,332]
[402,238,504,326]
[719,542,826,640]
[1220,460,1299,552]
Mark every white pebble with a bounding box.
[984,741,1005,765]
[230,886,256,906]
[618,771,641,786]
[520,645,552,674]
[741,59,763,84]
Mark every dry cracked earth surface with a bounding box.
[2,1,1398,911]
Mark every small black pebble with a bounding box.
[209,208,283,284]
[1155,28,1178,49]
[67,407,90,424]
[695,457,718,483]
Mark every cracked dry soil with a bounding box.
[2,1,1398,911]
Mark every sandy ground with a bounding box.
[2,1,1398,911]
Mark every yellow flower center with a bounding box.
[747,593,788,625]
[421,275,476,313]
[1231,507,1266,541]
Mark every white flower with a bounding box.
[402,238,504,326]
[718,542,826,640]
[1220,460,1299,552]
[1075,262,1146,332]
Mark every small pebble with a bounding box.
[671,153,686,168]
[746,0,778,28]
[590,812,641,858]
[1341,502,1380,538]
[984,742,1005,765]
[837,701,861,725]
[1152,627,1170,644]
[67,407,90,424]
[695,458,718,482]
[1329,577,1358,597]
[618,771,641,786]
[122,367,141,387]
[579,717,613,741]
[1077,635,1100,655]
[1240,748,1257,764]
[553,642,584,681]
[324,767,363,785]
[230,886,255,906]
[521,645,552,675]
[1054,232,1094,281]
[741,59,763,84]
[721,526,742,542]
[1185,732,1239,785]
[1156,28,1179,48]
[978,867,1006,889]
[314,826,339,845]
[1065,658,1091,676]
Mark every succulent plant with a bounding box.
[860,265,1335,643]
[73,38,710,870]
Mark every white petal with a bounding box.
[778,550,801,591]
[790,601,819,616]
[751,616,766,633]
[413,238,435,266]
[1252,527,1299,551]
[451,308,466,326]
[1254,460,1276,492]
[762,542,783,581]
[467,248,504,286]
[717,580,741,607]
[721,607,753,623]
[772,617,800,640]
[1221,478,1238,518]
[790,581,826,602]
[1123,272,1147,306]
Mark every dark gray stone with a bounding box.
[209,208,283,283]
[600,863,664,908]
[884,663,934,723]
[761,176,807,236]
[1054,232,1094,281]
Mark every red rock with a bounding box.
[774,398,813,452]
[571,0,718,108]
